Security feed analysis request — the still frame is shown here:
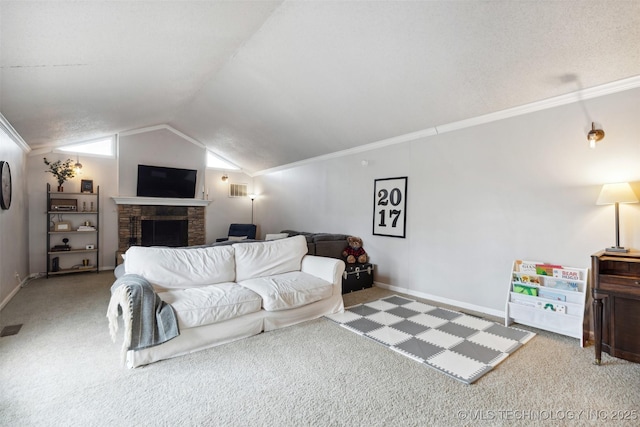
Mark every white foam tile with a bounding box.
[468,331,519,353]
[364,299,398,311]
[416,328,464,349]
[367,326,412,346]
[426,350,487,381]
[402,301,436,313]
[408,313,449,328]
[451,314,494,331]
[325,311,363,324]
[366,311,404,326]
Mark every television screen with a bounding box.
[136,164,197,198]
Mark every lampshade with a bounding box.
[596,183,639,205]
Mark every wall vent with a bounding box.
[229,183,248,198]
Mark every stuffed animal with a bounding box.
[342,236,368,264]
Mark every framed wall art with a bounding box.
[81,179,94,193]
[373,177,407,238]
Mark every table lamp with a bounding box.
[596,182,639,253]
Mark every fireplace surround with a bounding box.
[113,197,209,259]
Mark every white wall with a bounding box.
[0,116,29,308]
[255,87,640,316]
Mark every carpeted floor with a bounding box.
[1,272,639,426]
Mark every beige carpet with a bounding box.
[1,272,639,426]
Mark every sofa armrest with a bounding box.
[301,255,346,294]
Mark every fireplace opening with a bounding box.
[141,220,188,247]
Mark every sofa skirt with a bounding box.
[126,292,344,368]
[126,312,264,368]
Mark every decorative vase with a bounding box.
[57,185,63,192]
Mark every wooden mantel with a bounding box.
[111,196,211,207]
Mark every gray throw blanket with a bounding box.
[107,274,179,360]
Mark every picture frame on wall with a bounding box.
[373,177,407,238]
[81,179,93,193]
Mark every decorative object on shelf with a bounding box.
[587,122,605,149]
[53,221,72,231]
[373,176,407,238]
[50,198,77,211]
[43,157,76,191]
[596,182,639,253]
[0,160,11,210]
[81,179,93,193]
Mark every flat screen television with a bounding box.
[136,164,197,198]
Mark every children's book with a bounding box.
[512,272,541,285]
[552,268,581,281]
[516,260,538,274]
[535,264,563,276]
[539,289,566,301]
[546,278,580,292]
[513,284,538,296]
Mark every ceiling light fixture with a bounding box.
[588,122,605,149]
[74,154,83,174]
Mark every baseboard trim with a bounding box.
[373,281,505,320]
[0,284,21,311]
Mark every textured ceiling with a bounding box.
[2,1,640,174]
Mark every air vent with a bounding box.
[229,183,248,198]
[1,324,22,337]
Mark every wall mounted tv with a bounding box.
[136,164,197,198]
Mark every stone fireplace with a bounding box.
[113,196,210,263]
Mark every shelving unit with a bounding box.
[46,183,100,277]
[505,260,588,346]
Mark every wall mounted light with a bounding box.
[221,174,228,182]
[596,182,638,252]
[588,122,605,149]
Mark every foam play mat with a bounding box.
[326,295,536,384]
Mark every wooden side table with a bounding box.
[591,250,640,364]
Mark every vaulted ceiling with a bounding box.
[2,1,639,174]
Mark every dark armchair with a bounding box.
[215,223,257,242]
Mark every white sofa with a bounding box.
[116,235,345,368]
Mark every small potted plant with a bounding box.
[44,158,76,191]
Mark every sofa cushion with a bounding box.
[312,233,348,242]
[124,245,236,290]
[158,282,262,328]
[237,271,333,311]
[234,235,308,282]
[280,230,314,243]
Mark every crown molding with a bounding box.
[0,113,31,153]
[253,127,439,176]
[254,74,640,176]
